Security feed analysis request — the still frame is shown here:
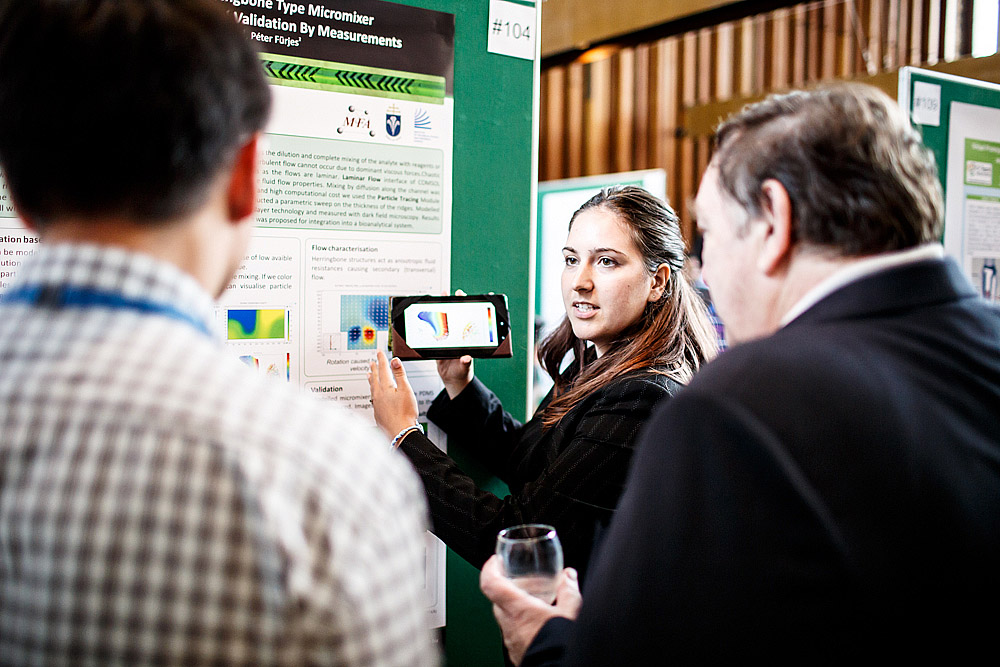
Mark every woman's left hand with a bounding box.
[368,349,420,439]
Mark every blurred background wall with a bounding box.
[538,0,1000,240]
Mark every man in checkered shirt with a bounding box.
[0,1,438,664]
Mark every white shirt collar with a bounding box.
[780,243,945,327]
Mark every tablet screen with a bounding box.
[402,301,499,349]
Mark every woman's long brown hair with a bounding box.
[536,185,718,428]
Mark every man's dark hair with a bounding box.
[0,0,271,227]
[712,84,943,256]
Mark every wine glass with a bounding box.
[495,523,564,603]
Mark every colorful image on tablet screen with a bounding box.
[404,302,498,348]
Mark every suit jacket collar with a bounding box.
[785,257,977,328]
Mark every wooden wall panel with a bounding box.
[679,32,698,228]
[868,0,884,72]
[692,28,716,240]
[807,3,822,83]
[942,0,957,61]
[738,17,755,96]
[852,0,870,75]
[633,44,651,170]
[957,0,974,58]
[821,0,838,81]
[697,28,715,106]
[926,0,941,64]
[823,0,838,79]
[648,40,667,177]
[541,68,564,181]
[539,69,549,181]
[539,0,975,241]
[792,5,809,86]
[842,0,858,76]
[885,0,899,70]
[583,57,612,176]
[910,0,928,65]
[754,13,769,93]
[716,22,735,100]
[653,37,681,207]
[613,49,635,174]
[771,8,792,90]
[899,0,913,65]
[565,62,584,178]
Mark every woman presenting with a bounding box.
[369,186,717,577]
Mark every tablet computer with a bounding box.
[389,294,512,360]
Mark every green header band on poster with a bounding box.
[259,53,447,103]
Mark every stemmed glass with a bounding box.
[495,523,564,604]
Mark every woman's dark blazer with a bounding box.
[397,363,680,577]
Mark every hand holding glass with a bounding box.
[495,524,564,604]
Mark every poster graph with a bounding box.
[228,308,289,340]
[340,294,390,350]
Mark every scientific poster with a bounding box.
[222,0,454,627]
[0,175,38,291]
[0,0,453,627]
[945,102,1000,303]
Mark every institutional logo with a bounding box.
[414,108,432,131]
[385,104,402,139]
[338,105,375,137]
[413,107,439,145]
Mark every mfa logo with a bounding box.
[385,104,402,140]
[338,105,375,137]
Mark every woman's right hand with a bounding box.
[437,355,474,399]
[368,349,420,440]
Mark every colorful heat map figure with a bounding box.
[347,325,377,347]
[341,295,390,350]
[417,311,450,340]
[228,309,286,340]
[237,353,290,381]
[461,322,478,341]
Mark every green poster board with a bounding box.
[397,1,537,664]
[899,67,1000,202]
[899,67,1000,301]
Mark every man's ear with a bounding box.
[648,263,670,302]
[755,178,794,275]
[226,134,260,223]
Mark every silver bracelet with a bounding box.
[391,424,422,450]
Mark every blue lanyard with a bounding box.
[1,283,214,338]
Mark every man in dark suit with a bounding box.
[480,83,1000,664]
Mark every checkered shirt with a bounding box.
[707,300,728,351]
[0,244,438,666]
